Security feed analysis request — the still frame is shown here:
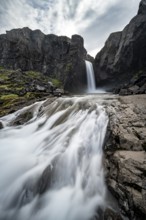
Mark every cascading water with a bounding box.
[0,96,109,220]
[85,60,96,93]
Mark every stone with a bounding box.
[10,110,33,126]
[0,121,3,129]
[104,208,123,220]
[53,88,64,97]
[36,85,46,91]
[128,85,139,94]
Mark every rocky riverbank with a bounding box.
[105,94,146,220]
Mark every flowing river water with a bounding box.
[0,94,118,220]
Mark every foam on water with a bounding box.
[0,96,108,220]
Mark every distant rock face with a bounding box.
[138,0,146,15]
[94,0,146,88]
[0,28,90,92]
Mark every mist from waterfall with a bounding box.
[0,96,109,220]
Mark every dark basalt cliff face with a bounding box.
[0,28,90,92]
[94,0,146,90]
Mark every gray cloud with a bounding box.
[0,0,140,56]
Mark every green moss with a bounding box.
[25,71,41,78]
[0,94,18,100]
[0,85,9,89]
[0,66,4,70]
[133,70,144,80]
[15,86,25,91]
[0,69,13,80]
[0,74,9,80]
[25,92,33,99]
[65,63,72,72]
[25,92,40,99]
[51,78,62,88]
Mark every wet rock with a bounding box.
[36,85,46,92]
[36,156,59,195]
[37,165,53,195]
[104,208,123,220]
[91,207,124,220]
[0,121,3,129]
[53,88,64,97]
[10,111,33,126]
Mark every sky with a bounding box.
[0,0,140,56]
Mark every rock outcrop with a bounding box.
[94,0,146,90]
[0,28,90,92]
[113,71,146,95]
[105,95,146,219]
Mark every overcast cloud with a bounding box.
[0,0,140,56]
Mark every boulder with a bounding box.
[10,111,33,126]
[0,121,4,129]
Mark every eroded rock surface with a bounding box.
[105,95,146,219]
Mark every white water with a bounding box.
[85,61,106,94]
[85,60,96,93]
[0,96,108,220]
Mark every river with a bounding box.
[0,94,116,220]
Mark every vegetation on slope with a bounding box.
[0,67,62,117]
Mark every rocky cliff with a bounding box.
[94,0,146,91]
[105,95,146,219]
[0,28,90,92]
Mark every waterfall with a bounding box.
[85,60,96,93]
[0,96,108,220]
